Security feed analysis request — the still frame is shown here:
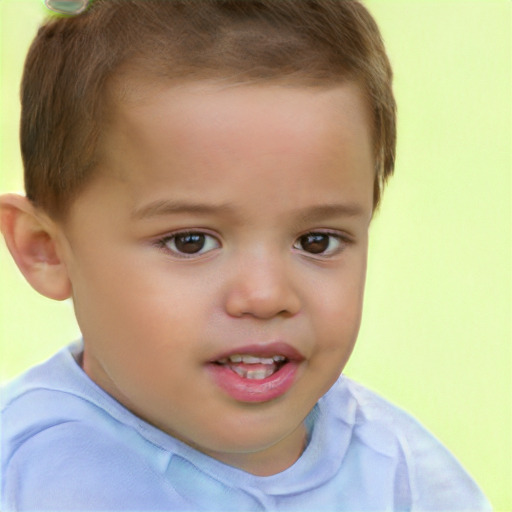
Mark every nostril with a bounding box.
[225,286,301,320]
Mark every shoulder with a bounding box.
[326,376,492,511]
[1,345,192,511]
[1,343,101,466]
[2,420,193,511]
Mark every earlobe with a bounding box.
[0,194,72,301]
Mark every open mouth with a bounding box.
[207,343,303,402]
[214,354,288,380]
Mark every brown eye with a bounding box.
[174,233,206,254]
[161,232,220,257]
[294,232,345,256]
[298,233,329,253]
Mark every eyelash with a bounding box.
[154,230,351,259]
[155,231,221,259]
[292,231,351,258]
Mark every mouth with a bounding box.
[207,343,304,403]
[214,353,288,380]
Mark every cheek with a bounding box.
[77,267,208,407]
[306,281,365,395]
[74,252,188,323]
[309,260,367,357]
[75,260,219,382]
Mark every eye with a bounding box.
[293,232,346,257]
[158,231,220,258]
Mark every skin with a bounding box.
[1,81,375,476]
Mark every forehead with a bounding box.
[82,80,375,225]
[104,78,373,164]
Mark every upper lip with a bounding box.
[209,342,305,363]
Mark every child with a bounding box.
[0,0,491,510]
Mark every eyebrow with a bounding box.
[296,203,366,222]
[132,199,236,220]
[132,199,366,221]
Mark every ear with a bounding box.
[0,194,72,301]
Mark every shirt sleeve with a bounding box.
[398,415,492,511]
[2,422,193,511]
[344,378,492,511]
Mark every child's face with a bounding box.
[56,81,374,475]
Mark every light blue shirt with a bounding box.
[1,341,491,511]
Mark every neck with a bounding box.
[201,423,308,477]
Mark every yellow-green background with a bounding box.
[1,0,510,509]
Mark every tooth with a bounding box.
[223,354,285,367]
[246,368,273,380]
[230,366,276,380]
[231,366,247,378]
[241,355,261,364]
[239,356,275,365]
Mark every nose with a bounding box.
[224,251,302,319]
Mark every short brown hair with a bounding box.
[21,0,396,219]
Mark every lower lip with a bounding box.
[207,362,300,403]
